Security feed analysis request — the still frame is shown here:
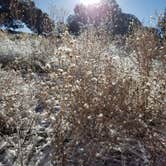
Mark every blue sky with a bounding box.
[116,0,166,26]
[36,0,166,27]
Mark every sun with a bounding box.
[80,0,101,6]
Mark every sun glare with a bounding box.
[80,0,101,6]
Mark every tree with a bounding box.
[67,0,141,36]
[67,14,83,35]
[158,8,166,39]
[67,0,120,35]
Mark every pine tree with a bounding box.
[158,8,166,39]
[67,0,121,35]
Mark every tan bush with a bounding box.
[0,25,165,165]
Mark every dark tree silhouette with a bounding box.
[67,15,83,35]
[0,0,55,34]
[158,8,166,39]
[67,0,141,36]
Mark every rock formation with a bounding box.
[0,0,55,34]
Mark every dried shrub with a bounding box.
[0,20,165,166]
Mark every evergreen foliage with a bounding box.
[67,0,141,36]
[158,8,166,39]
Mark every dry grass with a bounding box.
[0,25,165,165]
[50,27,166,165]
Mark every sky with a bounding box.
[36,0,166,27]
